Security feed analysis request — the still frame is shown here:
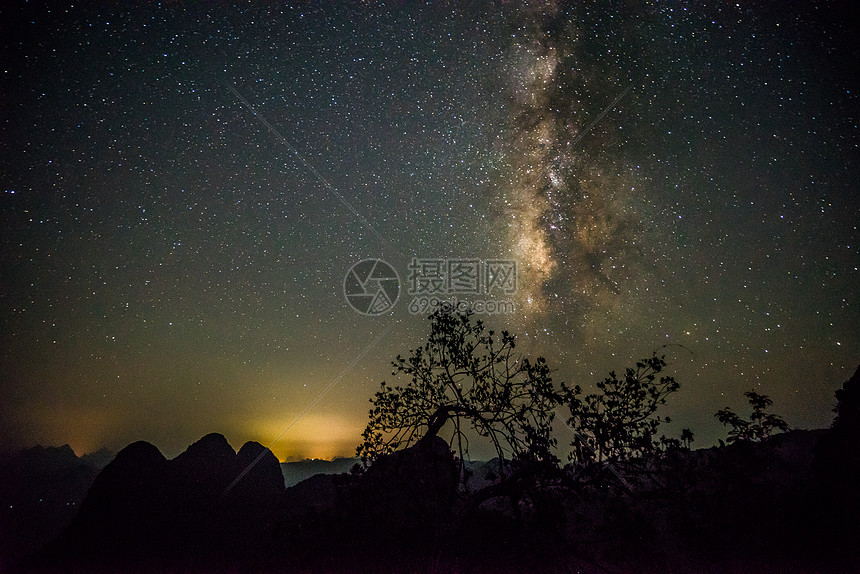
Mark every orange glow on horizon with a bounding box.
[238,413,363,462]
[25,403,124,457]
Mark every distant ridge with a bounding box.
[0,444,112,567]
[280,457,359,487]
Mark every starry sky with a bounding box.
[1,1,857,461]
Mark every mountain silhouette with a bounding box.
[28,433,284,573]
[16,411,860,573]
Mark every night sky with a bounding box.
[1,1,857,462]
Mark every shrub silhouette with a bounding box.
[680,427,695,450]
[715,390,789,444]
[561,353,681,486]
[805,365,860,566]
[832,364,860,430]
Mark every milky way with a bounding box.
[499,5,647,327]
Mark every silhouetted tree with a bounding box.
[357,310,691,502]
[561,354,680,485]
[357,308,559,475]
[680,427,694,450]
[832,364,860,430]
[807,365,860,554]
[715,390,789,443]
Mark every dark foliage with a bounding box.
[561,353,682,487]
[832,364,860,430]
[357,308,558,475]
[715,390,790,444]
[801,365,860,569]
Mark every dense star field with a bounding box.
[1,1,857,461]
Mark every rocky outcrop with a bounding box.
[29,434,284,573]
